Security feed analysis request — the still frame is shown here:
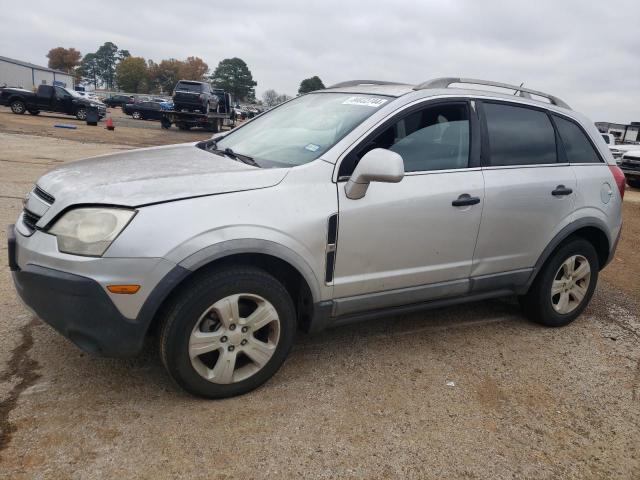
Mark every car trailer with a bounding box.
[161,110,235,132]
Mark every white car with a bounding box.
[601,133,637,164]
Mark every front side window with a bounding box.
[484,103,557,166]
[54,87,70,100]
[555,116,602,164]
[215,93,391,167]
[342,103,470,174]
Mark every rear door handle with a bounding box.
[552,185,573,196]
[452,194,481,207]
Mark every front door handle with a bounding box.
[452,194,481,207]
[552,185,573,196]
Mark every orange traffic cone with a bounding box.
[105,118,115,131]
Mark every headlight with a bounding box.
[49,208,135,256]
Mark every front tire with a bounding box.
[521,238,598,327]
[10,100,26,114]
[75,107,87,120]
[159,267,296,398]
[132,110,142,120]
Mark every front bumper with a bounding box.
[13,263,147,356]
[8,224,188,357]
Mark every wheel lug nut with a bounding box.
[229,324,236,331]
[220,336,227,343]
[241,339,247,346]
[228,345,235,352]
[241,326,248,333]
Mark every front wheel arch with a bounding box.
[146,252,316,340]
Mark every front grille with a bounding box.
[21,185,54,233]
[22,209,41,232]
[623,155,640,162]
[33,185,54,204]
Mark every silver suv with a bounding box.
[9,77,625,398]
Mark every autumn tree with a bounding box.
[298,76,325,94]
[116,56,149,93]
[149,58,183,94]
[210,58,257,101]
[46,47,82,73]
[180,56,209,81]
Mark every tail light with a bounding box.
[608,165,626,199]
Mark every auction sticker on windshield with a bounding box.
[342,96,388,108]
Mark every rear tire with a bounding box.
[10,100,26,114]
[159,266,296,398]
[132,111,142,120]
[521,238,598,327]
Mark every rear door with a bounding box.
[333,100,484,311]
[472,101,577,278]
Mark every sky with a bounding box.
[1,0,638,123]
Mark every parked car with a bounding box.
[122,101,165,120]
[103,95,135,108]
[8,77,624,399]
[619,150,640,188]
[173,80,219,113]
[0,84,106,120]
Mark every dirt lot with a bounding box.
[0,107,639,479]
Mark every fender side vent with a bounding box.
[325,214,338,284]
[325,251,336,283]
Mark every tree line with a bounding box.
[47,44,325,103]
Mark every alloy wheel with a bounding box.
[188,293,280,384]
[551,254,591,314]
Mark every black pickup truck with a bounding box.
[0,84,106,120]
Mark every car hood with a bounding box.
[37,143,288,210]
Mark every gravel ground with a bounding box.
[0,110,639,479]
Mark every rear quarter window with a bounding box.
[483,102,557,166]
[554,116,602,164]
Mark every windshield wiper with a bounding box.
[203,141,260,167]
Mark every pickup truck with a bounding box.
[0,84,106,120]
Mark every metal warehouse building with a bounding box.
[0,55,74,91]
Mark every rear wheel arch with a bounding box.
[526,220,612,293]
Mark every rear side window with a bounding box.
[484,103,557,166]
[554,116,602,164]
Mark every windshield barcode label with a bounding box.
[342,97,388,108]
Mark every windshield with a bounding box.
[215,92,391,167]
[65,88,83,98]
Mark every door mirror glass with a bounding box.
[344,148,404,199]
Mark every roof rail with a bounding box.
[414,77,571,109]
[329,80,401,89]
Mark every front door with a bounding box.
[333,101,484,312]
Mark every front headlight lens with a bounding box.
[49,208,135,256]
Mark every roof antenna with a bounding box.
[514,82,524,95]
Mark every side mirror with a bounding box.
[344,148,404,199]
